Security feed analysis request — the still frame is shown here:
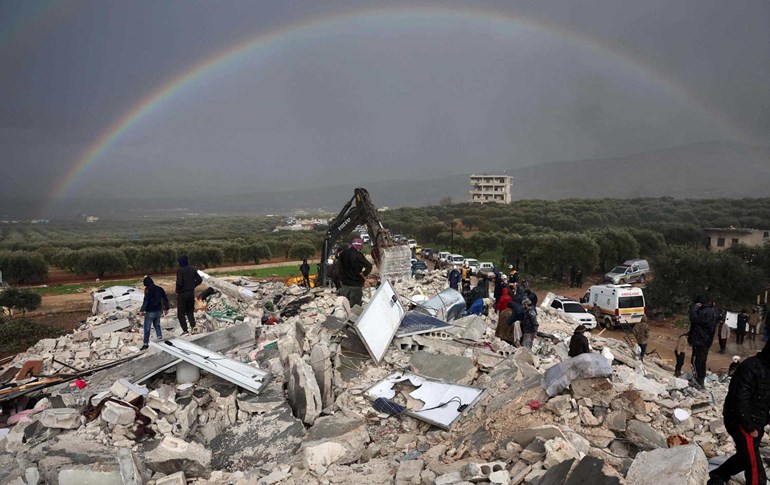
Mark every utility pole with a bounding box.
[450,222,455,253]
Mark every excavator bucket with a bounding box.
[377,245,413,283]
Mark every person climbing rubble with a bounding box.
[176,255,203,336]
[708,341,770,485]
[338,237,372,307]
[568,325,590,357]
[139,276,169,351]
[689,295,719,388]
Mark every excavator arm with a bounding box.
[319,188,411,286]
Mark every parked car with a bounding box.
[422,248,433,259]
[437,251,451,264]
[407,239,417,249]
[411,260,428,276]
[604,259,650,284]
[476,262,495,275]
[448,254,465,266]
[550,296,597,329]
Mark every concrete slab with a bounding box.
[310,343,334,409]
[627,445,709,485]
[510,425,565,448]
[287,354,322,425]
[91,319,131,338]
[301,414,370,469]
[354,280,403,364]
[409,351,477,385]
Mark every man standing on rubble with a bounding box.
[299,258,311,288]
[448,265,461,290]
[139,276,169,351]
[633,316,650,362]
[176,255,203,336]
[708,341,770,485]
[338,237,372,307]
[689,295,720,388]
[520,298,539,350]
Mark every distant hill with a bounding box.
[5,141,769,218]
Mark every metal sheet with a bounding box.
[365,371,483,429]
[395,311,452,338]
[150,338,269,394]
[415,288,466,322]
[354,280,404,364]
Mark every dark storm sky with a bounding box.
[1,0,768,211]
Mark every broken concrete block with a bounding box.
[510,425,565,448]
[154,471,186,485]
[409,350,477,385]
[39,408,81,430]
[545,395,572,417]
[144,437,212,478]
[626,420,667,450]
[72,330,92,343]
[626,445,708,485]
[58,469,122,485]
[146,387,178,414]
[605,410,627,432]
[489,470,510,485]
[236,381,285,414]
[578,405,601,427]
[396,459,425,485]
[287,354,322,425]
[543,437,580,469]
[460,462,507,481]
[302,414,370,469]
[310,343,334,409]
[101,401,135,426]
[140,406,158,422]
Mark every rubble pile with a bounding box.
[0,270,766,485]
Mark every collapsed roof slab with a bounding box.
[354,280,403,364]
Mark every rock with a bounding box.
[72,331,92,343]
[39,409,81,430]
[236,381,285,414]
[489,470,511,485]
[302,414,370,469]
[101,401,135,426]
[58,469,122,485]
[310,343,334,409]
[144,437,212,478]
[626,445,709,485]
[286,354,322,425]
[396,460,424,485]
[510,425,565,448]
[543,437,580,469]
[578,406,600,427]
[154,471,186,485]
[545,395,572,417]
[509,462,531,485]
[566,456,621,484]
[460,462,507,481]
[626,420,667,450]
[605,410,627,432]
[146,386,178,414]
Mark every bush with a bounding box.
[0,287,42,316]
[0,250,48,284]
[288,243,316,260]
[76,248,128,278]
[187,246,224,269]
[0,316,66,357]
[244,243,272,264]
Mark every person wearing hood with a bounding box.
[139,276,169,351]
[568,325,590,357]
[176,255,203,335]
[299,258,311,288]
[520,298,538,350]
[708,341,770,485]
[448,265,461,291]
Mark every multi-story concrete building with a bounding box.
[704,227,770,252]
[468,174,513,204]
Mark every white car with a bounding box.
[449,254,465,266]
[550,297,597,329]
[407,239,417,249]
[463,258,480,274]
[476,262,495,275]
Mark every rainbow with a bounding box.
[46,5,753,213]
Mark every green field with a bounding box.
[210,265,302,279]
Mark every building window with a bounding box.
[731,238,739,246]
[717,238,725,247]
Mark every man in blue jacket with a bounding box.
[176,255,203,335]
[447,265,461,291]
[139,276,169,351]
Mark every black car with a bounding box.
[422,248,433,259]
[411,260,428,276]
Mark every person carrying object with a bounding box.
[139,276,169,351]
[176,255,203,336]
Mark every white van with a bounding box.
[580,284,645,329]
[437,251,451,263]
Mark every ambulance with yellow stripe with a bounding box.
[579,284,645,329]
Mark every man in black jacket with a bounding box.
[689,295,719,388]
[708,341,770,485]
[338,238,372,307]
[568,325,590,357]
[176,255,203,335]
[299,258,311,288]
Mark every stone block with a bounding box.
[72,331,92,343]
[605,410,627,432]
[545,395,572,417]
[510,425,565,448]
[101,401,135,426]
[395,459,424,485]
[40,408,81,430]
[154,471,186,485]
[286,354,322,425]
[144,437,212,478]
[410,350,477,385]
[626,445,708,485]
[310,343,334,409]
[58,469,122,485]
[302,414,370,469]
[543,437,579,469]
[626,420,666,450]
